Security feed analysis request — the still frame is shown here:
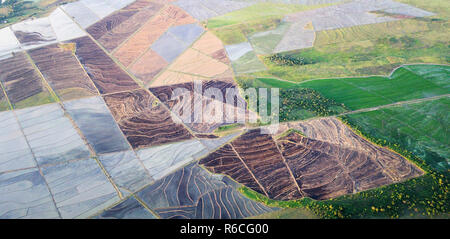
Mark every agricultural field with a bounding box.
[342,97,450,172]
[201,118,423,201]
[149,79,250,133]
[239,64,449,122]
[0,0,448,220]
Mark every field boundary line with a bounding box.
[229,143,270,198]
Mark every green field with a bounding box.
[342,98,450,172]
[0,0,74,27]
[242,64,450,112]
[237,0,450,81]
[257,29,449,81]
[206,2,331,29]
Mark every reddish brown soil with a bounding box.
[200,144,268,196]
[70,36,139,94]
[129,50,168,84]
[96,1,165,52]
[103,89,193,149]
[87,10,138,40]
[149,80,248,133]
[200,117,424,201]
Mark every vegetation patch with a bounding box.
[279,88,347,121]
[0,0,74,27]
[268,53,316,66]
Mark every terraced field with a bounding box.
[136,162,277,219]
[149,80,249,133]
[103,89,193,149]
[201,118,423,200]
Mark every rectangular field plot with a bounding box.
[344,97,450,171]
[151,32,189,63]
[15,103,91,166]
[63,96,131,155]
[98,150,153,195]
[0,111,36,173]
[89,0,164,52]
[0,52,55,109]
[137,139,208,180]
[0,168,60,219]
[28,43,98,101]
[41,158,119,219]
[167,23,204,46]
[103,89,193,149]
[71,36,139,94]
[136,162,277,219]
[94,196,156,219]
[12,17,58,50]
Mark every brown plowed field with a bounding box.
[87,10,138,40]
[287,118,424,181]
[27,43,98,100]
[0,52,53,107]
[103,89,192,149]
[230,130,303,200]
[149,80,248,133]
[200,117,424,201]
[71,36,139,94]
[95,1,165,52]
[200,144,268,196]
